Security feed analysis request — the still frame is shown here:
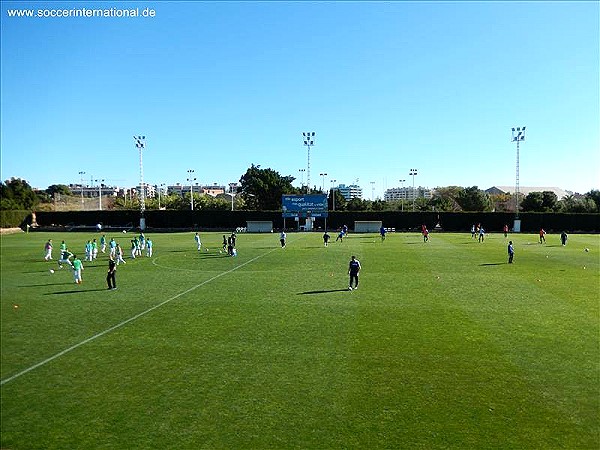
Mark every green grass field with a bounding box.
[1,230,598,449]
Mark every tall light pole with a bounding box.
[78,171,86,209]
[409,169,418,211]
[320,173,328,192]
[298,169,305,191]
[511,126,526,219]
[370,181,375,201]
[134,136,146,229]
[399,179,406,212]
[158,183,165,209]
[95,179,104,210]
[330,179,337,211]
[187,169,196,211]
[302,132,315,193]
[228,183,237,211]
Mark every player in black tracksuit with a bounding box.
[348,255,361,291]
[107,257,117,290]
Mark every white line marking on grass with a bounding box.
[1,248,278,386]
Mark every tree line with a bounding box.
[2,168,599,214]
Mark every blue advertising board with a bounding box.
[282,194,328,218]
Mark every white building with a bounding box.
[336,184,363,200]
[384,186,432,202]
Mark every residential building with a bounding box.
[166,184,225,197]
[384,186,433,202]
[336,184,362,201]
[70,183,119,198]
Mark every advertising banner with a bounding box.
[282,194,328,218]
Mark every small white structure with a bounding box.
[246,221,273,233]
[354,221,382,233]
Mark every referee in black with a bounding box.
[348,255,361,291]
[107,256,117,290]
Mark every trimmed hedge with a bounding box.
[31,210,600,233]
[0,210,31,228]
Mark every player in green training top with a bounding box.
[72,255,84,284]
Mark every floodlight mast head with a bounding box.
[302,131,315,192]
[511,126,526,142]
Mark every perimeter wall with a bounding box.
[22,210,600,233]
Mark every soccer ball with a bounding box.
[49,269,55,274]
[122,230,127,233]
[584,248,589,252]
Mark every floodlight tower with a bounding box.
[302,132,315,193]
[134,136,146,230]
[511,126,526,219]
[78,171,86,208]
[95,179,105,210]
[399,179,406,211]
[187,169,196,211]
[298,169,305,191]
[158,183,165,209]
[370,181,376,201]
[409,169,418,211]
[330,179,337,211]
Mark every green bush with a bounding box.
[0,210,30,228]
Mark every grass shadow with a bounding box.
[297,289,350,295]
[479,263,506,266]
[44,288,109,295]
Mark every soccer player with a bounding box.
[561,231,568,246]
[423,227,429,242]
[380,226,387,241]
[348,255,361,290]
[478,226,485,243]
[130,238,138,259]
[92,238,98,260]
[100,234,107,253]
[323,231,331,247]
[107,257,117,290]
[336,230,344,242]
[280,231,286,248]
[84,240,93,261]
[539,228,546,244]
[222,235,228,253]
[194,232,202,251]
[72,255,84,284]
[508,241,515,264]
[115,244,126,265]
[503,224,509,238]
[60,240,67,253]
[58,247,74,269]
[44,239,53,261]
[146,238,153,257]
[109,238,117,258]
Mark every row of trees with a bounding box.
[2,170,600,214]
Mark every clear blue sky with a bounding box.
[2,1,598,199]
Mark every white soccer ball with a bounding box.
[49,269,54,274]
[585,248,589,252]
[122,230,127,233]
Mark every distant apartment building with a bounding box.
[384,186,433,202]
[336,184,363,201]
[70,183,119,198]
[166,184,226,197]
